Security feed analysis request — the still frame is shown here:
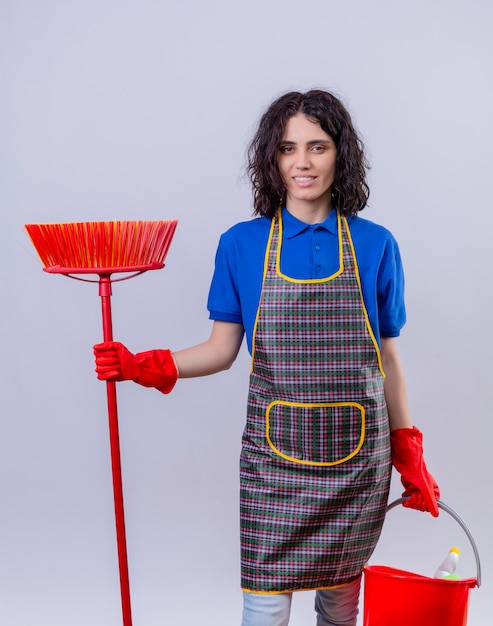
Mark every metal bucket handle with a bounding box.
[387,497,482,587]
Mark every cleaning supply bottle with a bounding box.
[434,547,460,578]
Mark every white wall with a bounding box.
[1,0,491,624]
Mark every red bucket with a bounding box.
[363,499,481,626]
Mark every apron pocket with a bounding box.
[266,400,365,466]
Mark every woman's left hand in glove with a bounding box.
[390,426,440,517]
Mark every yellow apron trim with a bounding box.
[250,214,277,372]
[242,581,352,594]
[275,210,344,284]
[250,210,385,379]
[265,400,365,466]
[342,218,386,379]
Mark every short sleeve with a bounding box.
[376,236,406,337]
[207,233,243,325]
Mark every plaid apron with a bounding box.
[240,210,392,593]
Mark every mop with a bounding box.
[25,219,178,626]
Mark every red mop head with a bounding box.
[25,219,178,275]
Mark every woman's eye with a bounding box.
[312,145,325,152]
[279,145,294,154]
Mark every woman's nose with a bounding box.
[295,151,311,169]
[296,150,310,170]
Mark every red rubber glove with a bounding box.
[390,426,440,517]
[94,341,178,394]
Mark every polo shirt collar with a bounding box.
[281,206,338,239]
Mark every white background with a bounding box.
[1,0,491,624]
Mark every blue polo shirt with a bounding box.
[207,207,406,354]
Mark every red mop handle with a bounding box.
[99,275,133,626]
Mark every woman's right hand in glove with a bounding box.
[93,341,178,394]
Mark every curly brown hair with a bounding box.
[247,89,370,218]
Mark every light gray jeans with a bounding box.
[241,576,361,626]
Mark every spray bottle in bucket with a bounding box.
[434,547,460,579]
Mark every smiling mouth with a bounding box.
[294,176,316,182]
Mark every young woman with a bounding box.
[94,89,440,626]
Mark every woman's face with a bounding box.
[277,113,336,220]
